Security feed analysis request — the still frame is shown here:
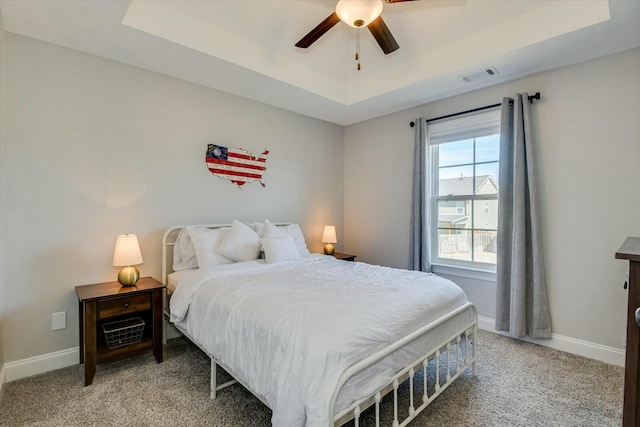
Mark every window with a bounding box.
[427,109,500,271]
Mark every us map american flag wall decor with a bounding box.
[206,144,270,187]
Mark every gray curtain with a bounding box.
[409,118,431,272]
[496,93,551,339]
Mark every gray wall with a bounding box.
[1,34,344,363]
[344,48,640,350]
[2,31,638,367]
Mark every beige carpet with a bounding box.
[0,330,623,426]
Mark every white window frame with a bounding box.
[427,108,501,275]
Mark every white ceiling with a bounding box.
[1,0,639,125]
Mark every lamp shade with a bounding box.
[336,0,383,28]
[112,234,143,267]
[321,225,338,244]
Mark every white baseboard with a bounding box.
[1,318,623,384]
[5,324,182,383]
[5,347,79,383]
[478,315,625,367]
[0,363,6,394]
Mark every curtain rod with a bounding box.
[409,92,541,127]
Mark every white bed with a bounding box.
[162,223,478,427]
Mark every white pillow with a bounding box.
[185,226,234,268]
[281,224,311,257]
[172,228,198,271]
[263,219,286,238]
[249,220,310,257]
[250,221,265,237]
[217,220,262,262]
[260,236,300,264]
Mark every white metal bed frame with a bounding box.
[161,223,478,427]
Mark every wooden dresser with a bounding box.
[616,237,640,426]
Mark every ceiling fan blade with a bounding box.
[295,12,341,49]
[367,16,399,54]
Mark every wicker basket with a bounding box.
[103,317,145,349]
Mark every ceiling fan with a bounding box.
[295,0,417,55]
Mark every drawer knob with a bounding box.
[123,303,129,308]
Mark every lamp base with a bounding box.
[323,243,335,255]
[118,266,140,286]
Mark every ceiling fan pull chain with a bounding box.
[356,28,361,71]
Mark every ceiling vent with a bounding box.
[459,66,500,84]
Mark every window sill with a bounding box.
[431,263,497,282]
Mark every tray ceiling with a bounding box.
[1,0,639,125]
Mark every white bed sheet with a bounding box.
[170,255,471,427]
[167,268,200,295]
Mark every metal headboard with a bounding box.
[161,222,291,285]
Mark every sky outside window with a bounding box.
[438,134,500,186]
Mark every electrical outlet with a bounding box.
[52,311,66,330]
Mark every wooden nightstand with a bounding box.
[76,277,165,386]
[332,252,356,262]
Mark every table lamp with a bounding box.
[113,234,143,286]
[322,225,337,255]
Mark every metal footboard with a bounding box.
[170,303,477,427]
[330,302,478,427]
[168,299,477,427]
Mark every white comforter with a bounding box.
[170,254,469,427]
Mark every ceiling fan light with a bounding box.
[336,0,384,28]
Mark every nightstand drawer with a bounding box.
[98,293,150,319]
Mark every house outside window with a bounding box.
[427,109,500,271]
